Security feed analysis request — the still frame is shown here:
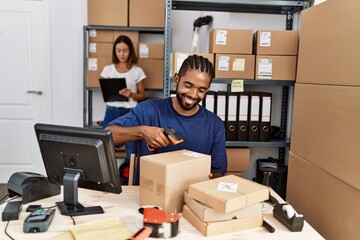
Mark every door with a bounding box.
[0,0,51,182]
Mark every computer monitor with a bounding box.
[34,123,122,216]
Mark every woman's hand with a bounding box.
[119,88,132,98]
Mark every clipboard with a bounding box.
[99,78,128,102]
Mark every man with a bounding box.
[106,54,227,185]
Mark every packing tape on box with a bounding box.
[135,205,162,228]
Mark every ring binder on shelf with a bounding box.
[237,92,249,141]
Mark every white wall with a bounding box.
[49,0,87,127]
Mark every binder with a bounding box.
[237,92,249,141]
[203,91,216,113]
[216,91,227,129]
[260,92,272,141]
[248,92,261,141]
[226,92,238,141]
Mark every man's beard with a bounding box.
[175,88,201,111]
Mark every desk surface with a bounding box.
[0,186,324,240]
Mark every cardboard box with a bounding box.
[255,55,297,80]
[209,29,253,54]
[113,31,139,43]
[88,0,128,27]
[226,147,250,172]
[88,42,113,57]
[87,57,112,87]
[255,30,299,56]
[88,30,114,43]
[138,58,164,89]
[296,0,360,86]
[290,84,360,191]
[139,43,164,59]
[188,175,269,213]
[184,191,262,222]
[129,0,165,27]
[170,52,214,76]
[287,153,360,240]
[182,205,262,237]
[139,150,211,213]
[214,54,255,79]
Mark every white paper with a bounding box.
[217,182,238,193]
[218,56,230,71]
[260,32,271,47]
[215,30,227,45]
[257,58,272,79]
[88,58,98,71]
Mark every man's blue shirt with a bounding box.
[109,97,227,184]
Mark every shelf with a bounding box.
[172,0,309,14]
[85,25,165,34]
[226,139,290,148]
[212,79,295,86]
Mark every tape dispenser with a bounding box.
[273,203,304,232]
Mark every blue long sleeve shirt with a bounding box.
[109,97,227,184]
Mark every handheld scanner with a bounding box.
[163,127,184,145]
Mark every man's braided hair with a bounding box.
[178,54,215,80]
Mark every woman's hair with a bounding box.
[112,35,138,66]
[178,54,215,80]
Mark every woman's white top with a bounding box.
[100,64,146,108]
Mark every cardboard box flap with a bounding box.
[182,205,263,237]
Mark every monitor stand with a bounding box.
[56,170,104,216]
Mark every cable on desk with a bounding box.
[0,192,10,205]
[5,221,15,240]
[56,202,76,225]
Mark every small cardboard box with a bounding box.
[140,150,211,213]
[226,147,250,172]
[214,54,255,79]
[255,30,299,56]
[88,0,128,27]
[209,29,253,54]
[255,55,297,80]
[183,205,263,237]
[88,42,113,57]
[129,0,165,27]
[170,52,214,76]
[87,57,112,87]
[88,30,114,43]
[139,43,164,59]
[184,191,262,222]
[138,58,164,89]
[188,175,269,213]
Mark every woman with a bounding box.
[101,35,146,162]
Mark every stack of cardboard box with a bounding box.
[287,0,360,239]
[87,0,165,89]
[254,30,298,81]
[139,150,211,213]
[183,175,269,236]
[209,29,255,79]
[86,30,139,88]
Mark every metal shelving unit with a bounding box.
[83,25,165,128]
[162,0,309,159]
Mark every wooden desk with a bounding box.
[0,186,324,240]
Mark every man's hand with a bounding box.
[209,172,225,179]
[142,126,170,150]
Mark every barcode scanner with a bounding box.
[163,127,184,145]
[147,127,184,151]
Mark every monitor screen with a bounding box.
[34,123,122,216]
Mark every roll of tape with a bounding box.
[282,204,295,219]
[135,205,162,229]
